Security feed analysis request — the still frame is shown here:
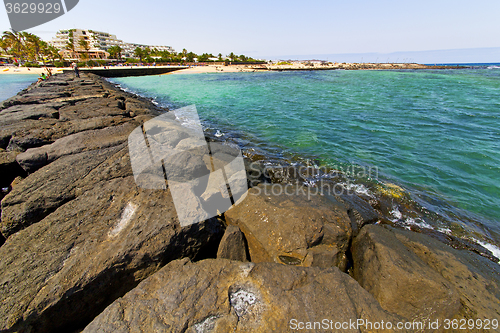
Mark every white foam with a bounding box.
[437,227,452,235]
[342,182,374,198]
[390,206,402,221]
[215,130,224,137]
[474,239,500,264]
[403,217,433,230]
[109,202,138,237]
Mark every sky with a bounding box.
[1,0,500,62]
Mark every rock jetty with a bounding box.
[0,73,499,332]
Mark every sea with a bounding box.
[0,74,38,101]
[1,66,499,258]
[110,64,500,257]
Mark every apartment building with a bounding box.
[49,29,175,60]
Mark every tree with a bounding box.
[108,46,123,60]
[134,47,144,61]
[186,52,197,62]
[218,53,223,61]
[65,38,76,60]
[2,31,25,63]
[78,39,90,56]
[228,52,236,62]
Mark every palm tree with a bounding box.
[24,32,44,64]
[134,47,144,61]
[65,38,76,60]
[78,39,90,58]
[2,31,24,63]
[108,46,123,60]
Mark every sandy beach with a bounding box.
[167,65,259,74]
[0,66,66,75]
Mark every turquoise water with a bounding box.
[116,69,499,246]
[0,75,38,101]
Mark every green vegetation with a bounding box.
[1,31,62,65]
[0,31,264,66]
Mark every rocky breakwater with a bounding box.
[0,72,498,333]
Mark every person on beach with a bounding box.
[71,62,80,78]
[37,72,47,84]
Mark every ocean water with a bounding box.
[0,75,38,101]
[113,68,500,249]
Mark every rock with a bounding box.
[1,144,129,237]
[16,121,138,173]
[83,258,404,333]
[391,226,500,320]
[58,97,129,120]
[352,224,500,325]
[352,225,460,324]
[334,192,379,236]
[224,184,352,270]
[0,104,60,124]
[217,225,248,261]
[0,150,26,188]
[0,176,223,333]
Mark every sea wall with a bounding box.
[63,65,188,77]
[0,72,499,332]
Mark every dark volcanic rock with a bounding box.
[352,225,500,324]
[0,104,60,124]
[58,98,129,120]
[334,192,379,236]
[0,150,26,188]
[82,258,404,333]
[217,225,248,261]
[1,145,129,237]
[0,176,222,333]
[225,184,352,270]
[16,121,138,173]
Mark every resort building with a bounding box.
[49,29,175,60]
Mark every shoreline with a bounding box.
[1,62,462,77]
[0,71,499,331]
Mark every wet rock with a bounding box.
[217,225,248,261]
[334,192,379,236]
[352,224,500,324]
[0,176,222,333]
[224,184,352,270]
[83,258,403,333]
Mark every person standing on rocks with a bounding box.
[71,62,80,78]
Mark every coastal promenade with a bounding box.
[0,72,498,332]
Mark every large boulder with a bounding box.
[352,225,500,326]
[224,184,352,270]
[1,144,130,237]
[0,176,223,333]
[16,121,138,173]
[217,225,248,261]
[83,258,404,333]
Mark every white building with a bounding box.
[49,29,175,59]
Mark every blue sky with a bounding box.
[1,0,500,62]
